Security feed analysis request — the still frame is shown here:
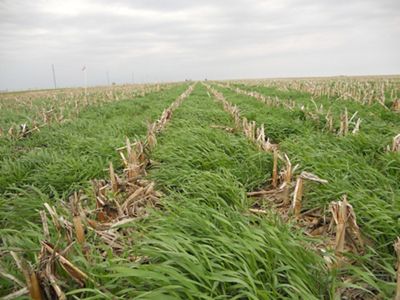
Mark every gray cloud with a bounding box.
[0,0,399,90]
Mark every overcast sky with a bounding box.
[0,0,399,90]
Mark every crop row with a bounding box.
[232,76,400,109]
[0,82,399,299]
[0,84,194,299]
[209,83,400,297]
[0,83,176,139]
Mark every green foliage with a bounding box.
[214,83,400,297]
[81,85,332,299]
[0,82,398,299]
[0,85,188,194]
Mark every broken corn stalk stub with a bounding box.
[334,199,347,254]
[44,203,61,233]
[70,195,86,248]
[292,172,327,217]
[41,242,88,286]
[393,134,400,152]
[40,210,50,241]
[272,149,278,188]
[392,99,400,111]
[45,259,66,300]
[292,177,304,217]
[146,125,157,149]
[352,118,361,134]
[282,154,292,205]
[330,195,363,257]
[10,252,43,300]
[29,271,43,300]
[109,162,118,193]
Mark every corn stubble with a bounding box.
[0,84,194,299]
[207,85,365,268]
[233,75,400,109]
[0,83,175,140]
[0,78,399,299]
[209,80,400,298]
[227,84,363,136]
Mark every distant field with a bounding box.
[0,76,399,299]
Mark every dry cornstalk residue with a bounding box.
[205,83,380,298]
[1,84,195,300]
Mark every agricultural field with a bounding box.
[0,76,399,299]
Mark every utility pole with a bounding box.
[51,64,57,89]
[82,65,87,104]
[131,72,134,84]
[106,71,110,86]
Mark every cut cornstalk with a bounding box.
[272,149,278,188]
[45,260,66,300]
[109,162,118,193]
[72,215,85,246]
[146,124,157,149]
[292,172,328,217]
[282,154,292,205]
[70,192,86,247]
[256,124,266,150]
[43,203,61,233]
[392,99,400,111]
[339,108,349,136]
[41,242,88,286]
[39,210,50,241]
[292,177,304,217]
[352,118,361,134]
[28,272,43,300]
[10,251,43,300]
[325,111,333,132]
[8,126,14,137]
[125,137,134,164]
[392,134,400,152]
[330,195,362,255]
[334,199,347,253]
